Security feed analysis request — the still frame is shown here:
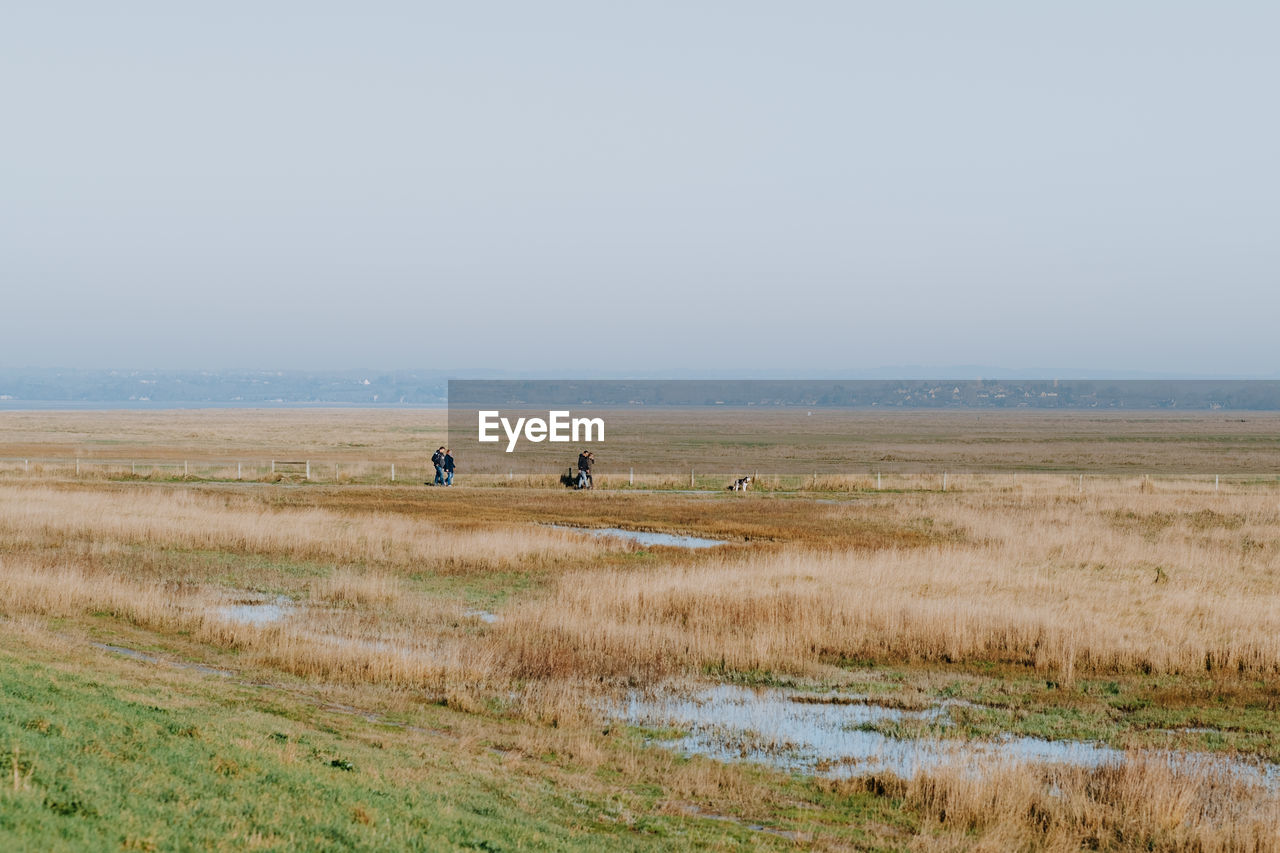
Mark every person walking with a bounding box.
[577,450,590,489]
[430,446,446,485]
[442,449,456,486]
[583,451,595,490]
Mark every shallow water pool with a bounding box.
[614,684,1279,785]
[550,525,728,549]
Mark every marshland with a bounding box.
[2,409,1280,851]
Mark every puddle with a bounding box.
[94,643,232,677]
[616,684,964,779]
[550,525,728,549]
[664,802,808,842]
[613,684,1280,785]
[214,597,292,626]
[464,609,500,624]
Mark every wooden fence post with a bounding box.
[390,463,395,482]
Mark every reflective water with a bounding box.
[94,643,232,677]
[215,597,291,625]
[614,684,1280,785]
[550,525,728,549]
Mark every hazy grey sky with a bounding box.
[3,2,1277,375]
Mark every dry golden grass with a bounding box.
[0,554,495,692]
[0,484,603,573]
[4,477,1279,685]
[454,408,1280,475]
[310,567,403,608]
[496,484,1280,681]
[6,408,1280,475]
[0,482,603,691]
[869,754,1280,851]
[4,469,1280,849]
[0,409,446,461]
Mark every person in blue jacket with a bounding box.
[442,449,456,486]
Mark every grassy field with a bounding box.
[4,408,1280,476]
[2,410,1280,850]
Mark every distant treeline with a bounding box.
[449,379,1280,410]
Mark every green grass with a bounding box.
[2,649,583,851]
[1,650,677,851]
[0,631,919,851]
[406,569,541,610]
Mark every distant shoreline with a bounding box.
[0,401,447,411]
[6,401,1280,413]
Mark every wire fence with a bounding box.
[1,456,1278,494]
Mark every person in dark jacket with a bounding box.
[442,449,456,486]
[582,451,595,490]
[430,447,446,485]
[577,451,590,489]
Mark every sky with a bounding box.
[3,2,1278,376]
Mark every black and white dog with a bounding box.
[728,476,752,492]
